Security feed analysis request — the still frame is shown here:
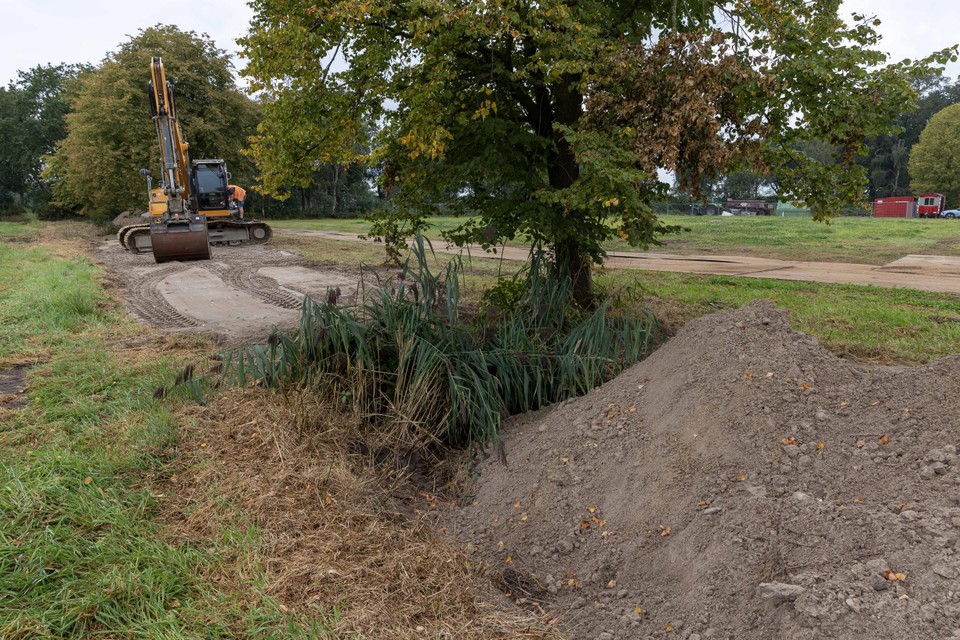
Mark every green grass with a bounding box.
[271,214,960,265]
[0,241,330,638]
[0,218,42,241]
[600,270,960,364]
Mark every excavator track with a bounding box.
[208,219,272,246]
[117,220,272,255]
[118,224,151,253]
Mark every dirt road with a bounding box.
[281,229,960,295]
[95,238,363,344]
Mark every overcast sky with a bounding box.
[1,0,958,88]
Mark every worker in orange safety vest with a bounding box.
[227,184,247,219]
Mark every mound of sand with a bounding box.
[452,301,960,639]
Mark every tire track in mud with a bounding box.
[125,264,202,329]
[205,261,304,310]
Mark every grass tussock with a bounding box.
[224,237,656,449]
[168,388,564,639]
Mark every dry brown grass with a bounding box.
[164,388,565,639]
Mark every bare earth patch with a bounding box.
[94,237,374,345]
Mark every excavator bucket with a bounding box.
[150,215,211,263]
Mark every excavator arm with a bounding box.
[148,57,191,215]
[143,57,210,262]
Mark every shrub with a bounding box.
[223,236,655,449]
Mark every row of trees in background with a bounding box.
[0,26,380,221]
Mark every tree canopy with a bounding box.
[909,102,960,207]
[0,64,86,214]
[241,0,955,303]
[862,77,960,200]
[49,25,260,217]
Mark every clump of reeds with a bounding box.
[223,236,655,449]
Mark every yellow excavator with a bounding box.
[117,57,270,262]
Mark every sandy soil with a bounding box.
[451,301,960,640]
[94,237,367,345]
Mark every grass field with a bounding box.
[0,219,42,240]
[0,233,326,638]
[272,214,960,265]
[602,270,960,364]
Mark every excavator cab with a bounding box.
[191,160,230,212]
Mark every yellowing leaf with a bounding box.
[634,606,643,614]
[587,506,596,513]
[666,623,673,632]
[505,555,513,564]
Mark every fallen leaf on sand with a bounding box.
[514,500,521,508]
[580,520,591,530]
[781,436,796,446]
[878,434,890,445]
[660,525,672,537]
[634,606,643,614]
[587,506,596,513]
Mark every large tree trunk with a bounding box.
[546,78,593,307]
